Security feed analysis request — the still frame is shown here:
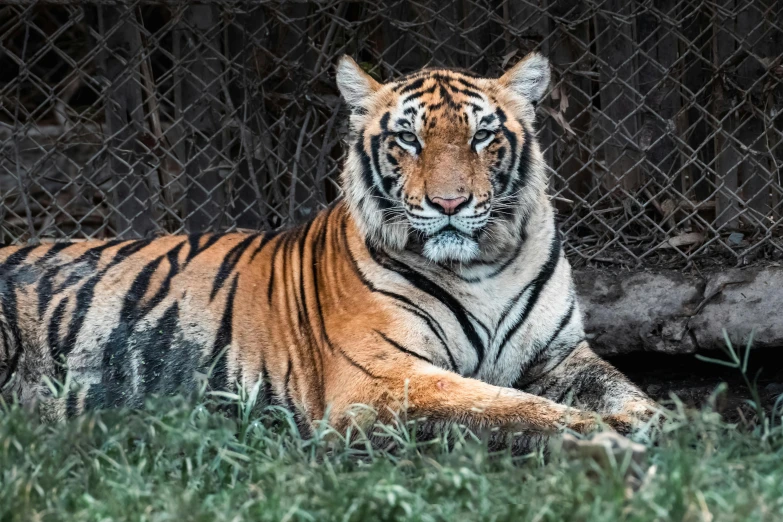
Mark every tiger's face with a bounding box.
[337,53,551,263]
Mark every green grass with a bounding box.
[2,385,783,522]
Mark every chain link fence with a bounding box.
[1,0,782,268]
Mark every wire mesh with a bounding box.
[1,0,781,268]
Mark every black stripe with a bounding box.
[185,233,224,266]
[307,217,330,412]
[450,75,484,89]
[466,309,490,340]
[210,234,258,301]
[520,298,576,378]
[370,134,395,200]
[112,239,152,263]
[450,85,484,100]
[310,215,331,351]
[296,220,315,325]
[267,234,286,304]
[0,345,21,389]
[379,111,390,131]
[509,127,532,195]
[281,359,311,437]
[550,382,576,405]
[356,131,394,211]
[338,348,381,380]
[55,278,98,379]
[495,109,517,195]
[0,283,22,388]
[339,220,457,371]
[208,273,239,392]
[385,151,400,168]
[66,389,80,418]
[0,246,38,386]
[72,240,132,267]
[84,384,106,411]
[437,83,456,108]
[492,264,539,332]
[282,360,295,411]
[0,245,38,272]
[141,301,179,395]
[381,173,398,195]
[402,83,437,104]
[375,330,432,364]
[393,303,455,370]
[295,219,327,415]
[280,230,296,315]
[494,233,562,364]
[396,77,425,94]
[47,297,68,359]
[458,234,525,284]
[259,362,275,406]
[367,244,486,369]
[36,265,61,319]
[125,255,165,319]
[57,239,147,293]
[479,113,497,126]
[0,317,10,368]
[249,231,278,262]
[35,242,71,266]
[137,241,185,318]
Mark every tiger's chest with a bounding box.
[377,248,582,389]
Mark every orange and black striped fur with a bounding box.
[0,54,656,443]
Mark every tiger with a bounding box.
[0,53,656,446]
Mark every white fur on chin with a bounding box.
[422,232,480,263]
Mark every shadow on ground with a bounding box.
[611,347,783,424]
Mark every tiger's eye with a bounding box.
[399,132,418,144]
[473,129,492,142]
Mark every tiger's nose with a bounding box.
[428,196,468,215]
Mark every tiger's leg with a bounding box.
[517,341,658,422]
[328,357,633,450]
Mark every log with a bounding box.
[575,266,783,355]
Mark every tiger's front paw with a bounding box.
[621,399,665,430]
[600,413,635,436]
[624,399,659,418]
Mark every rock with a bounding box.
[764,383,783,396]
[558,432,647,480]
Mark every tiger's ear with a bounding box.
[336,55,382,110]
[499,52,550,105]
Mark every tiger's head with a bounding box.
[337,53,551,264]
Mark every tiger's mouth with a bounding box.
[431,224,471,239]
